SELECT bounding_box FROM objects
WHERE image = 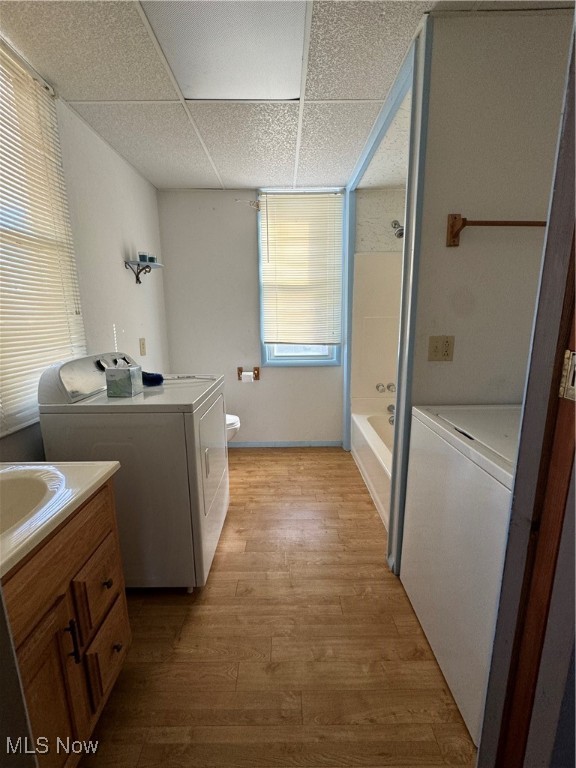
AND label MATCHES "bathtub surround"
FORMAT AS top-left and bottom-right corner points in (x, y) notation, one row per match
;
(350, 249), (402, 411)
(351, 188), (405, 416)
(350, 189), (405, 525)
(158, 190), (343, 445)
